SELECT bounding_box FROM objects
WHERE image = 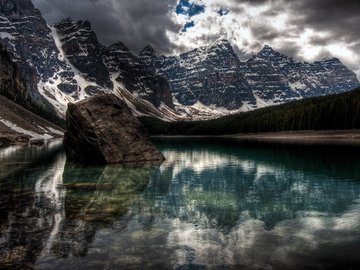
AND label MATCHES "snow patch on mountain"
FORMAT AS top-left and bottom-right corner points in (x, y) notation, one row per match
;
(289, 81), (307, 90)
(0, 1), (359, 123)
